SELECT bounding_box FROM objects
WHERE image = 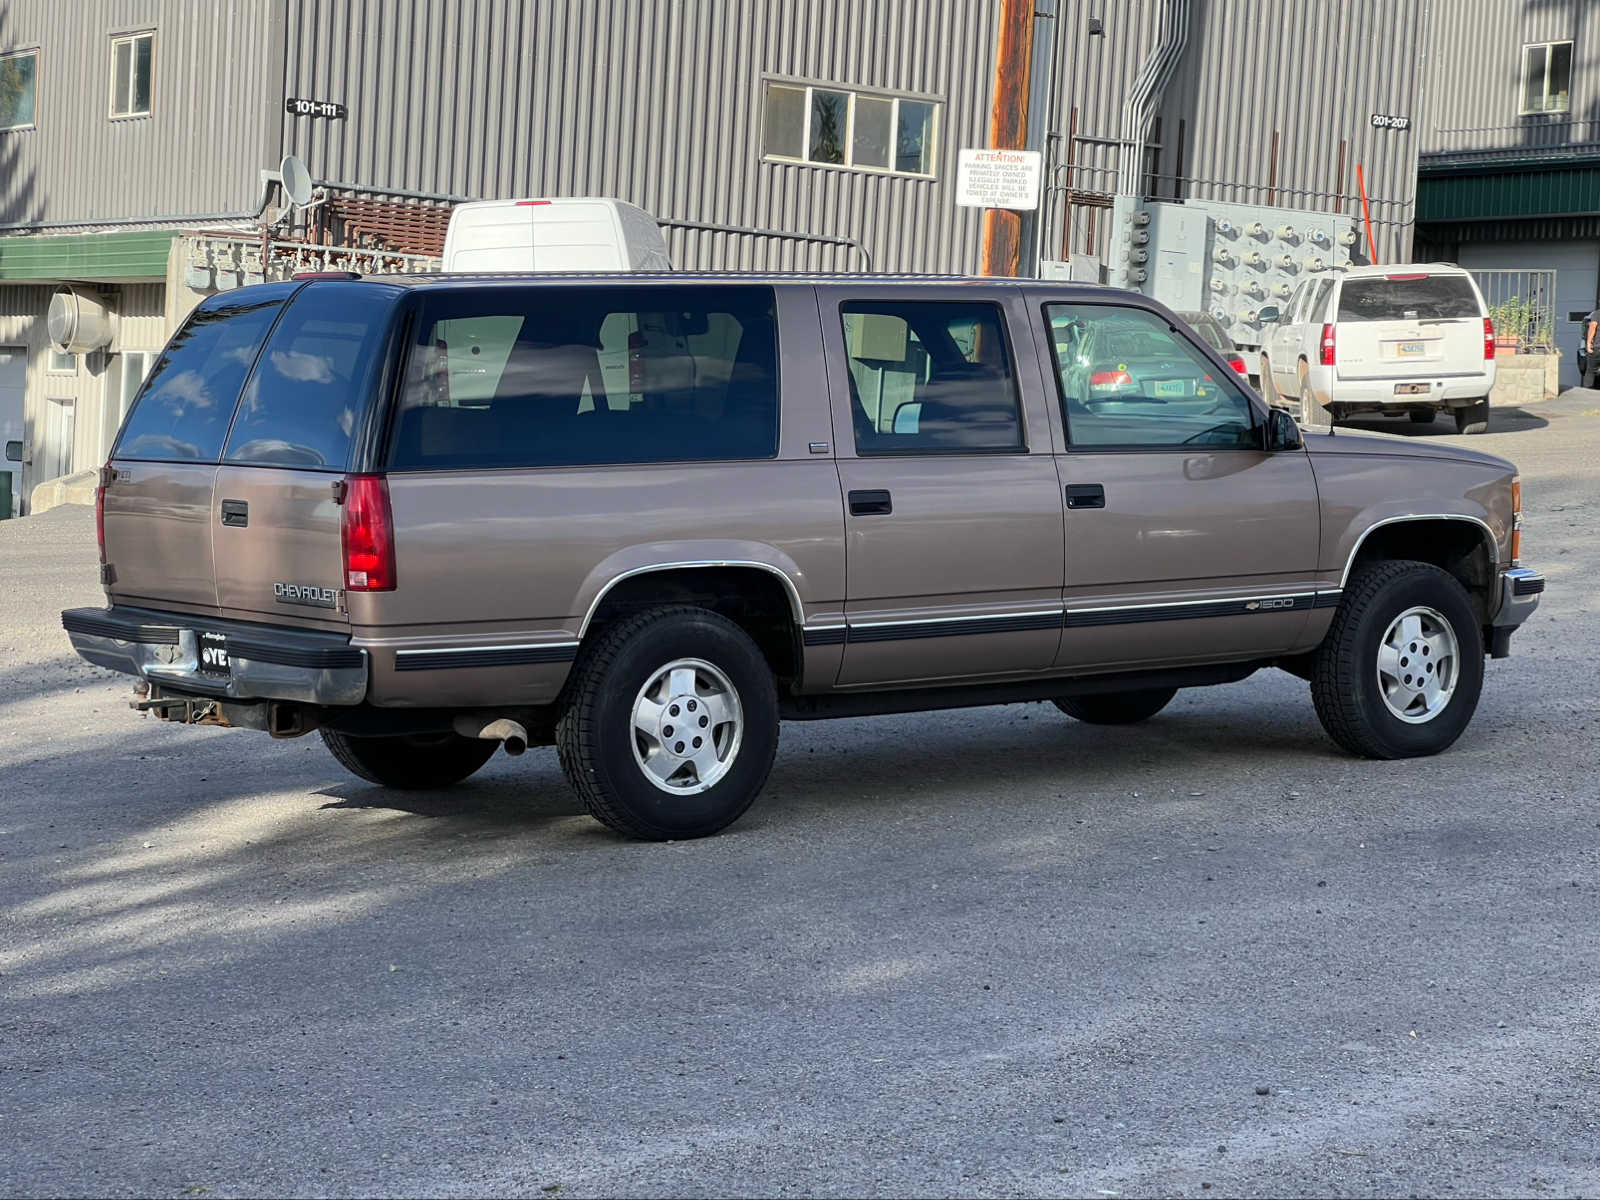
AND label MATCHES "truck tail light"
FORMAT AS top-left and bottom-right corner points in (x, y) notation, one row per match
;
(1319, 324), (1336, 367)
(1511, 477), (1522, 564)
(1484, 317), (1495, 361)
(342, 474), (396, 591)
(1226, 354), (1248, 376)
